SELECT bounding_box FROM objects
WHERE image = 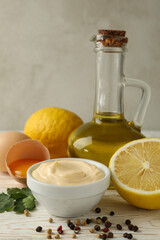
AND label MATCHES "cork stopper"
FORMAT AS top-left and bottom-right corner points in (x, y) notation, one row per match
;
(94, 29), (128, 47)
